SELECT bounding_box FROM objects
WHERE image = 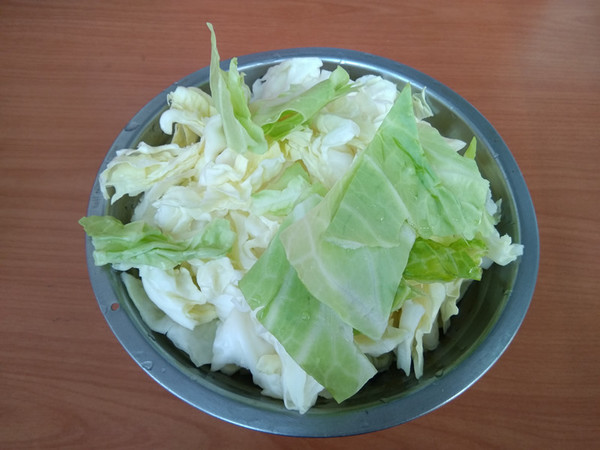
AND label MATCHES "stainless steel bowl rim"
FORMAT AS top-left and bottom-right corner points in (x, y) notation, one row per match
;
(85, 47), (539, 437)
